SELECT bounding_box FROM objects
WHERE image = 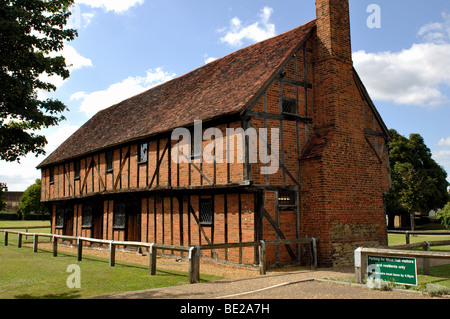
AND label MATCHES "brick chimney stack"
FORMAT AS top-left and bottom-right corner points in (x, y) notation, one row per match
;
(315, 0), (352, 63)
(313, 0), (354, 130)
